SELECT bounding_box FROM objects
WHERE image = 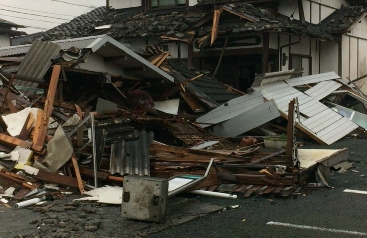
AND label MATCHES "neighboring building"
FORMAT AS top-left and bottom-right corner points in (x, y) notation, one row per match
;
(0, 18), (26, 47)
(33, 1), (367, 92)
